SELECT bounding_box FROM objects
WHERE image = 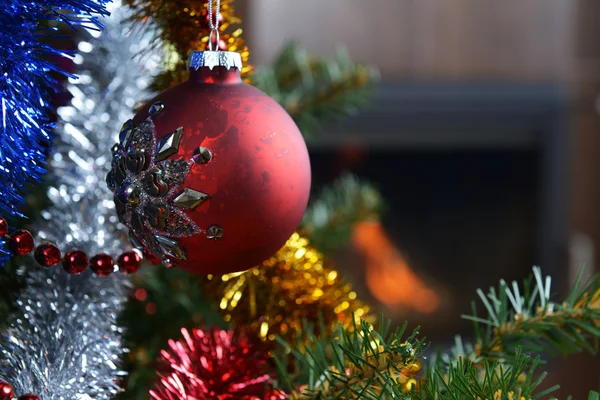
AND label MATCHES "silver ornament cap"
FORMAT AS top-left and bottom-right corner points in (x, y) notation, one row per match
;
(187, 50), (243, 71)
